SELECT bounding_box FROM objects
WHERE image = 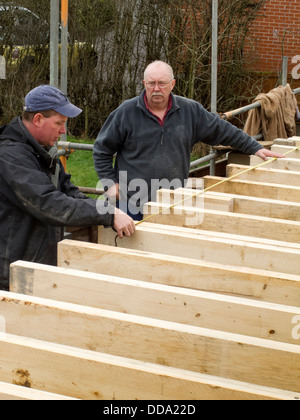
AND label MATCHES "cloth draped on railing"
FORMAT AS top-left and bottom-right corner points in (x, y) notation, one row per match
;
(244, 84), (298, 142)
